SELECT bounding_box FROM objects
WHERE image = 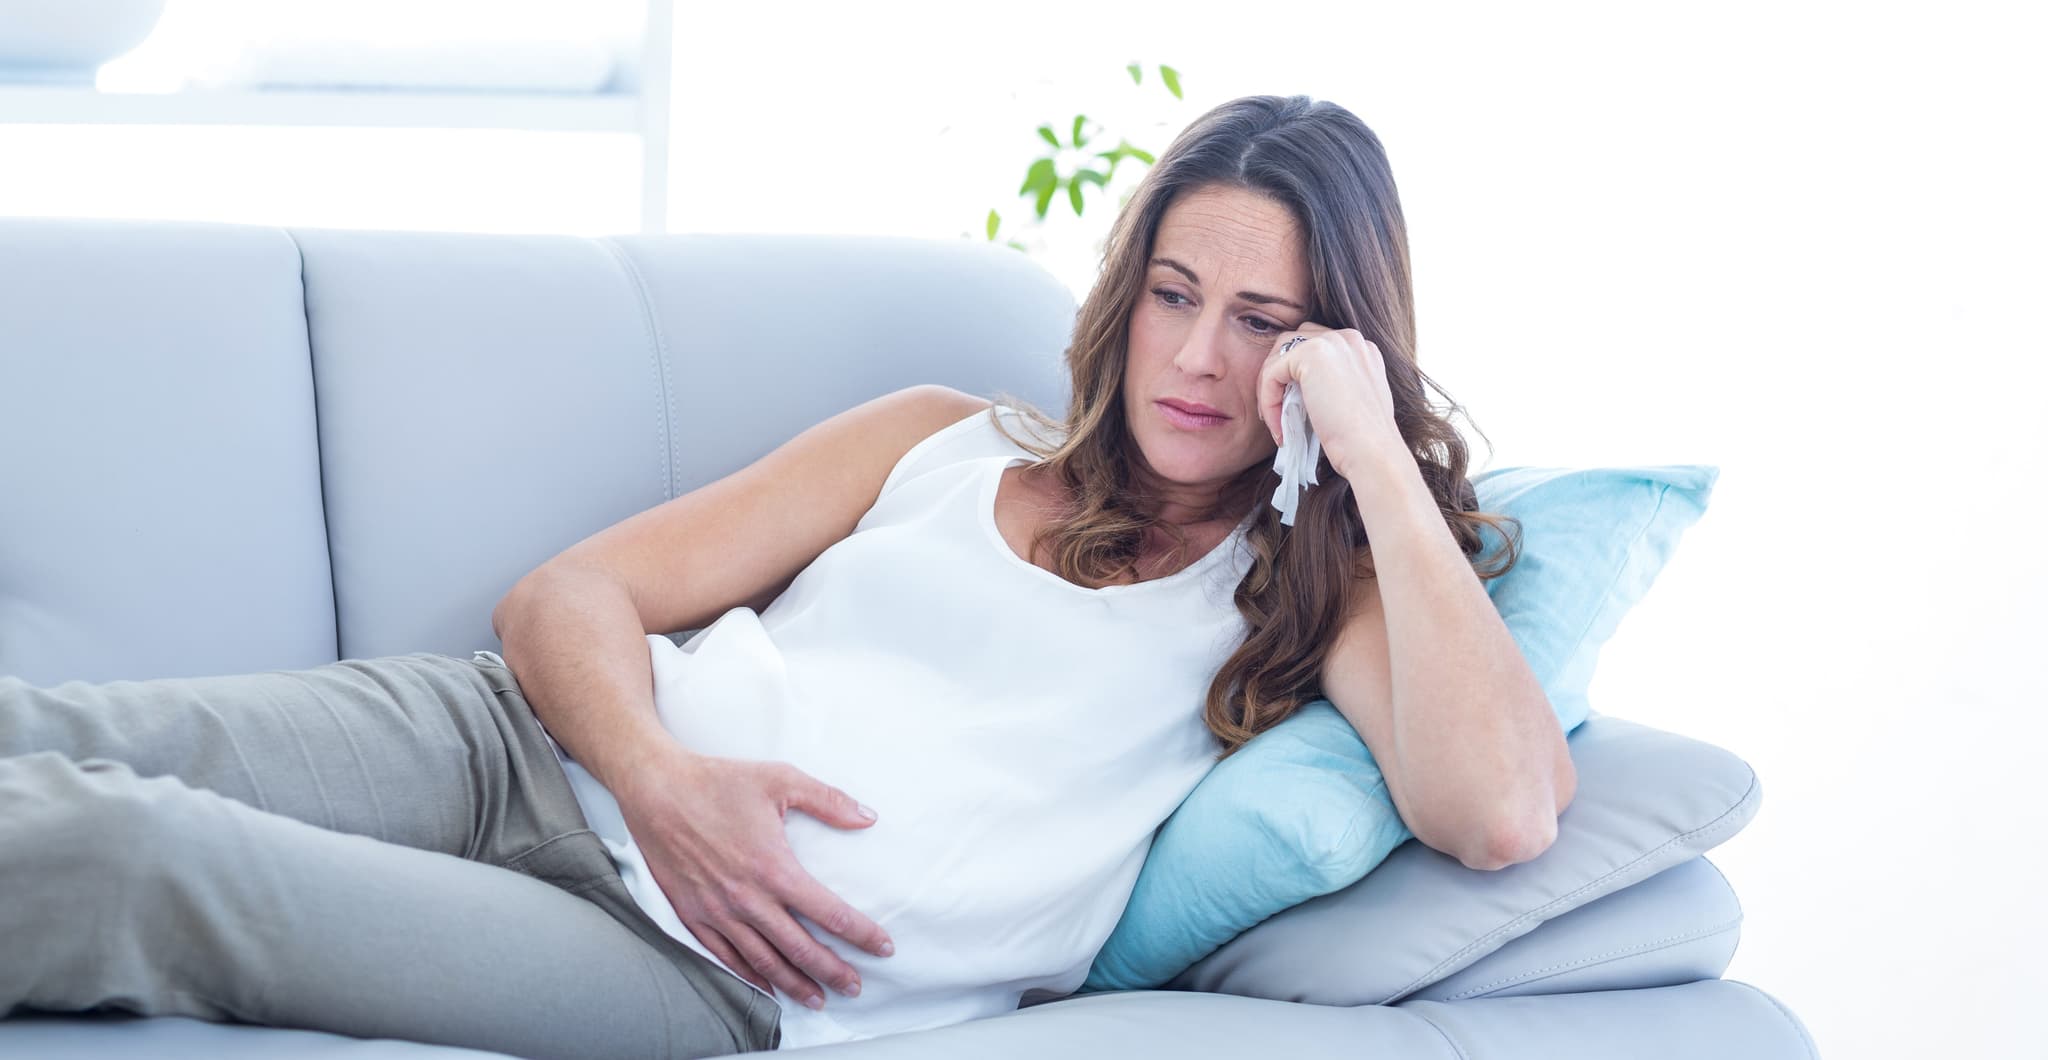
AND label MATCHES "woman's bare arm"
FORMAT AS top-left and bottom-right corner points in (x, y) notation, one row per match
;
(487, 383), (990, 1004)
